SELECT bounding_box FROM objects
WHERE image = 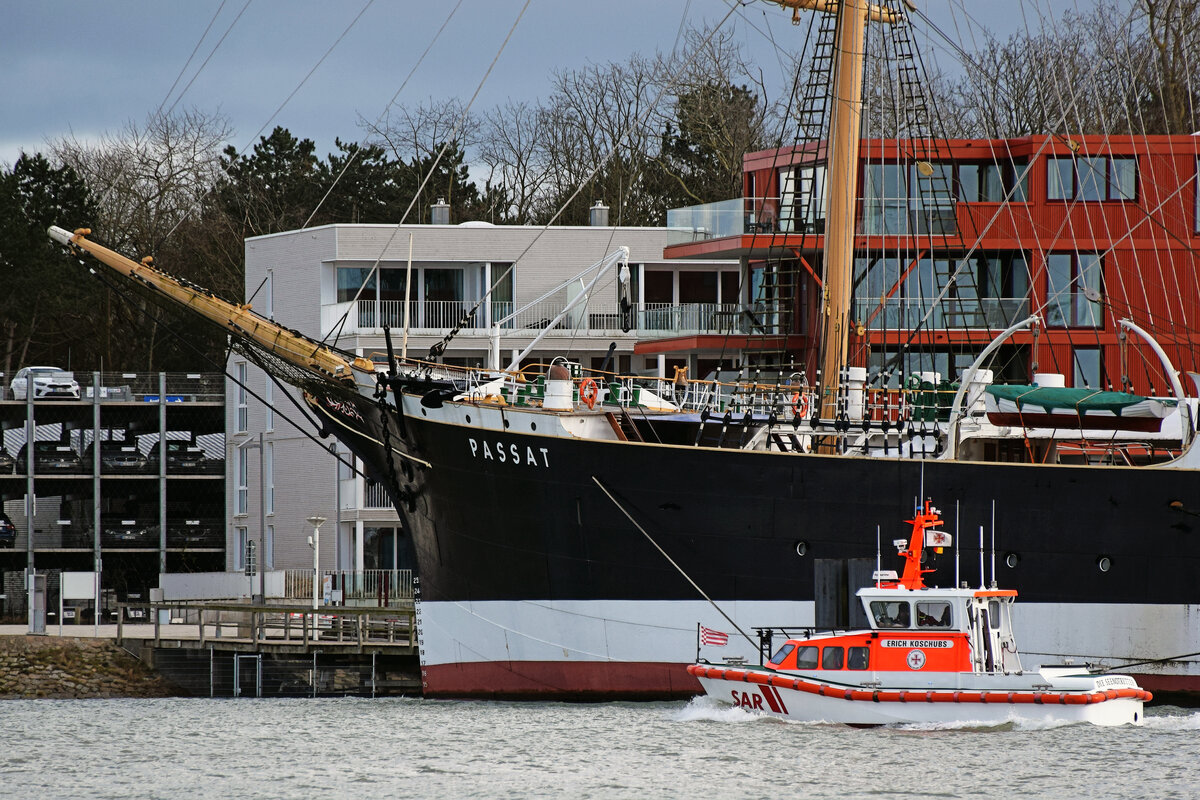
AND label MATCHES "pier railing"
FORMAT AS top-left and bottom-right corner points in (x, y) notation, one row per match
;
(120, 601), (417, 650)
